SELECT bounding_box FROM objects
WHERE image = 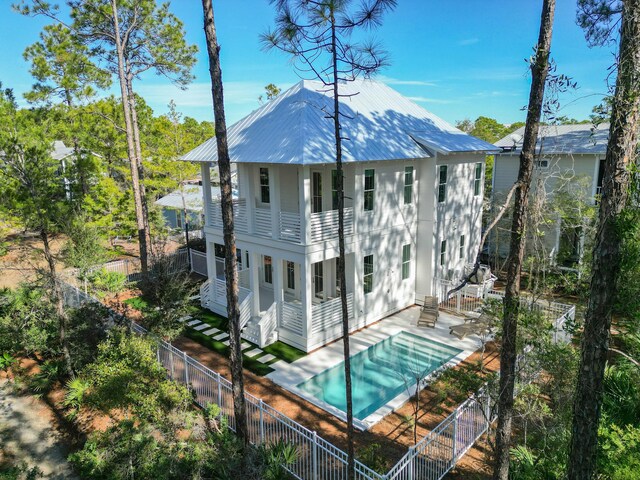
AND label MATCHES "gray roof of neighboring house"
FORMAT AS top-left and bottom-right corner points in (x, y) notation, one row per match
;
(495, 123), (610, 155)
(51, 140), (74, 160)
(155, 185), (215, 211)
(181, 79), (499, 164)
